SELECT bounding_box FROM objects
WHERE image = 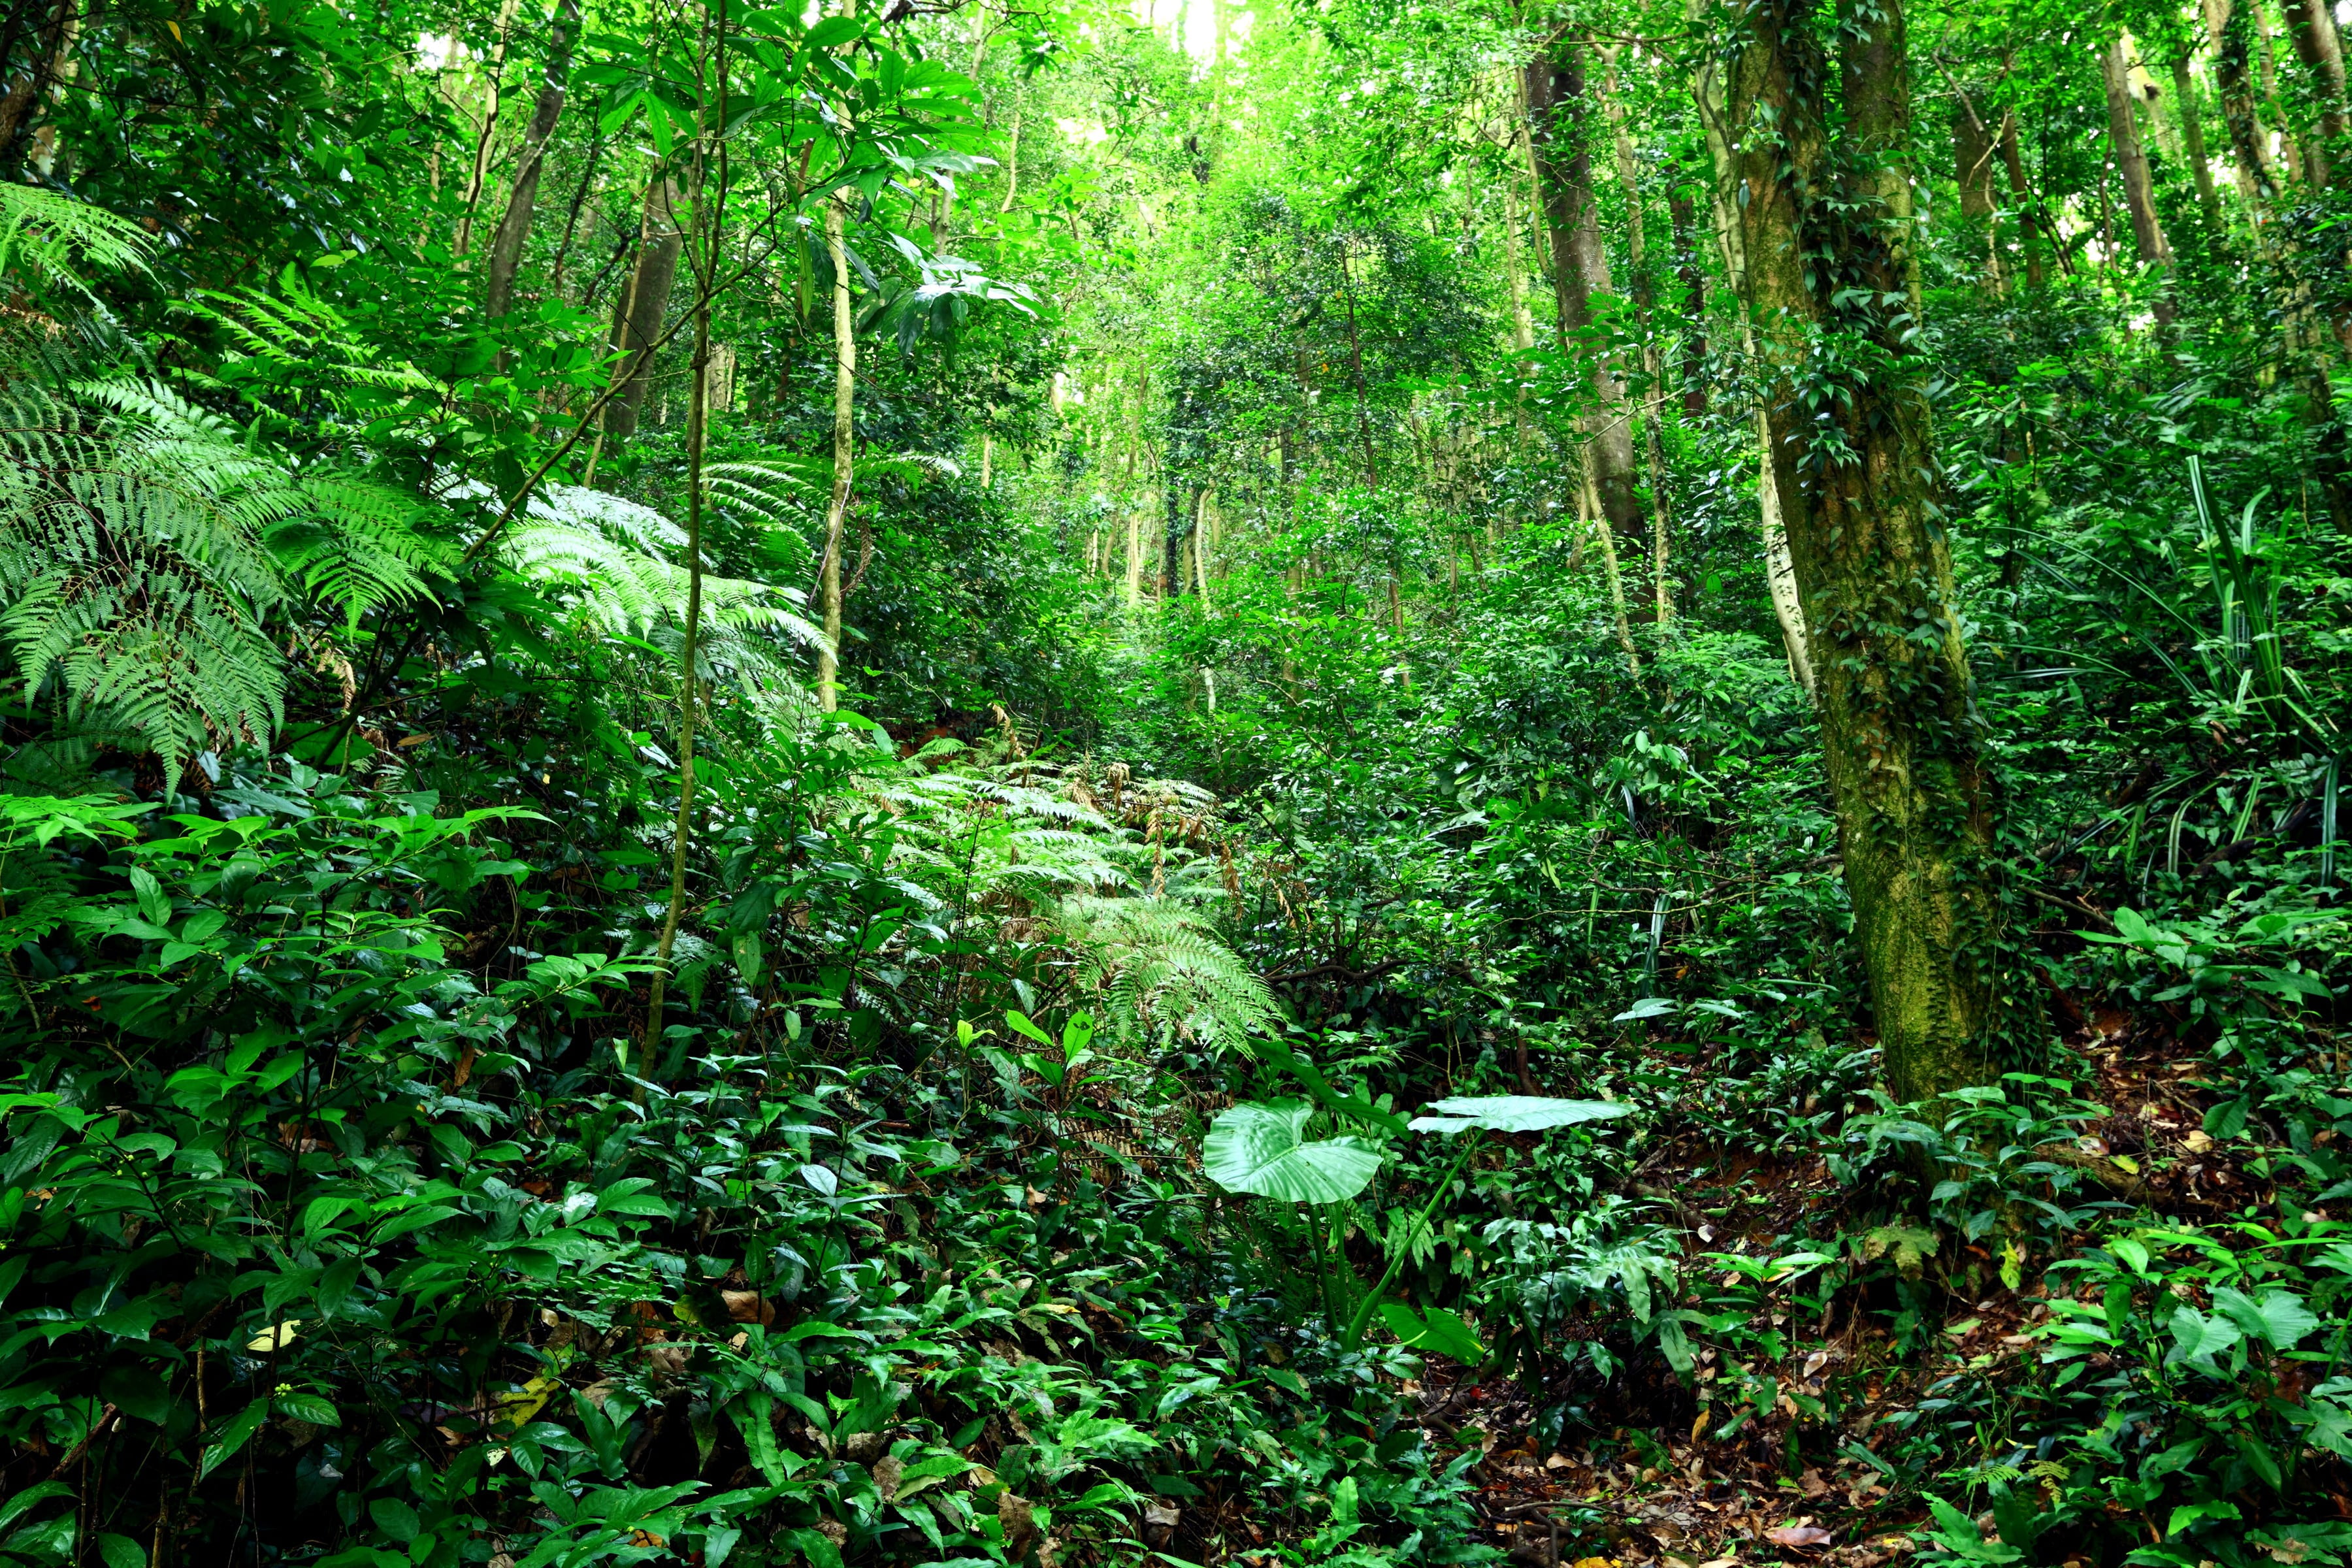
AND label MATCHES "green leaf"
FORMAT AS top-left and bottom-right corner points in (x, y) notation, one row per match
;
(128, 866), (171, 927)
(2212, 1286), (2319, 1351)
(2164, 1498), (2241, 1538)
(1407, 1095), (1632, 1135)
(276, 1392), (340, 1426)
(197, 1402), (269, 1480)
(2163, 1305), (2242, 1374)
(1201, 1100), (1382, 1204)
(805, 16), (862, 47)
(95, 1533), (146, 1568)
(1418, 1306), (1486, 1362)
(1004, 1009), (1054, 1047)
(369, 1497), (421, 1543)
